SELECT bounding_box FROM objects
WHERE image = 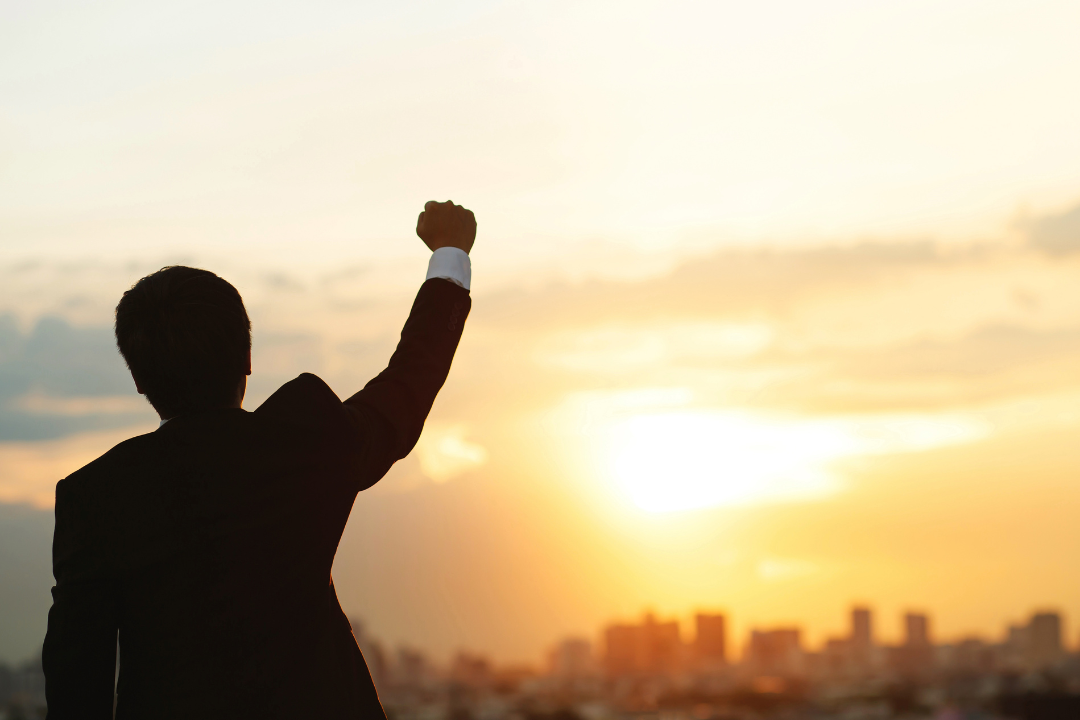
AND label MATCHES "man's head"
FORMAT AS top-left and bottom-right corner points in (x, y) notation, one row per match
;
(115, 266), (251, 419)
